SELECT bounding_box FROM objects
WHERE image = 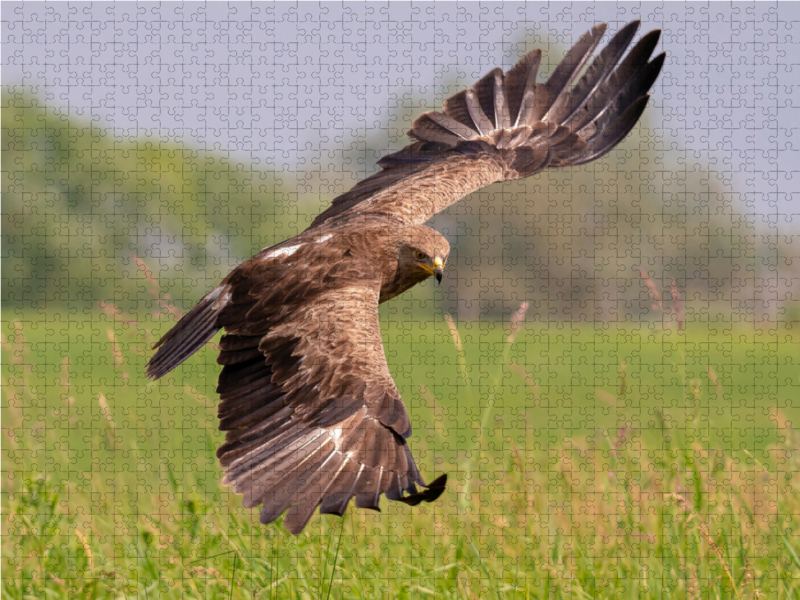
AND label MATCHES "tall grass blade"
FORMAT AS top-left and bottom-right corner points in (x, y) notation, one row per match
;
(324, 520), (345, 600)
